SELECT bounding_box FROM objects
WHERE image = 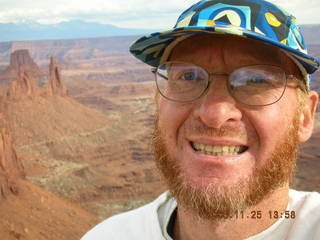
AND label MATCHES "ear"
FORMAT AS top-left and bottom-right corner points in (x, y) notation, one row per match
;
(298, 90), (318, 142)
